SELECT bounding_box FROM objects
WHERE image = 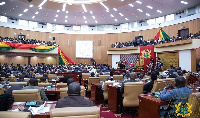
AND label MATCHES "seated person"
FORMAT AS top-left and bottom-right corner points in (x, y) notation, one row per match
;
(120, 72), (137, 95)
(67, 78), (75, 86)
(160, 76), (192, 117)
(143, 71), (157, 94)
(0, 93), (14, 111)
(40, 77), (48, 83)
(5, 85), (23, 95)
(23, 79), (48, 101)
(63, 75), (70, 83)
(55, 82), (95, 108)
